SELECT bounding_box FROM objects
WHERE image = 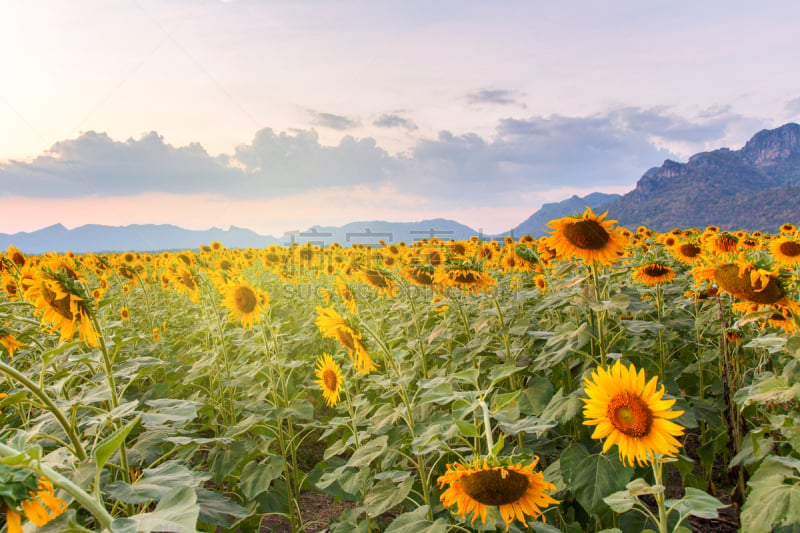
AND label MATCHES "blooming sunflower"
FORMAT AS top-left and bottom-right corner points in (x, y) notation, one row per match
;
(334, 277), (358, 315)
(354, 267), (397, 297)
(400, 265), (436, 287)
(0, 329), (24, 358)
(434, 260), (497, 293)
(315, 306), (376, 374)
(693, 259), (800, 316)
(0, 468), (66, 533)
(545, 207), (628, 265)
(669, 241), (704, 266)
(22, 269), (98, 347)
(582, 360), (685, 466)
(221, 278), (267, 329)
(770, 236), (800, 267)
(314, 353), (344, 407)
(632, 263), (676, 287)
(438, 456), (559, 530)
